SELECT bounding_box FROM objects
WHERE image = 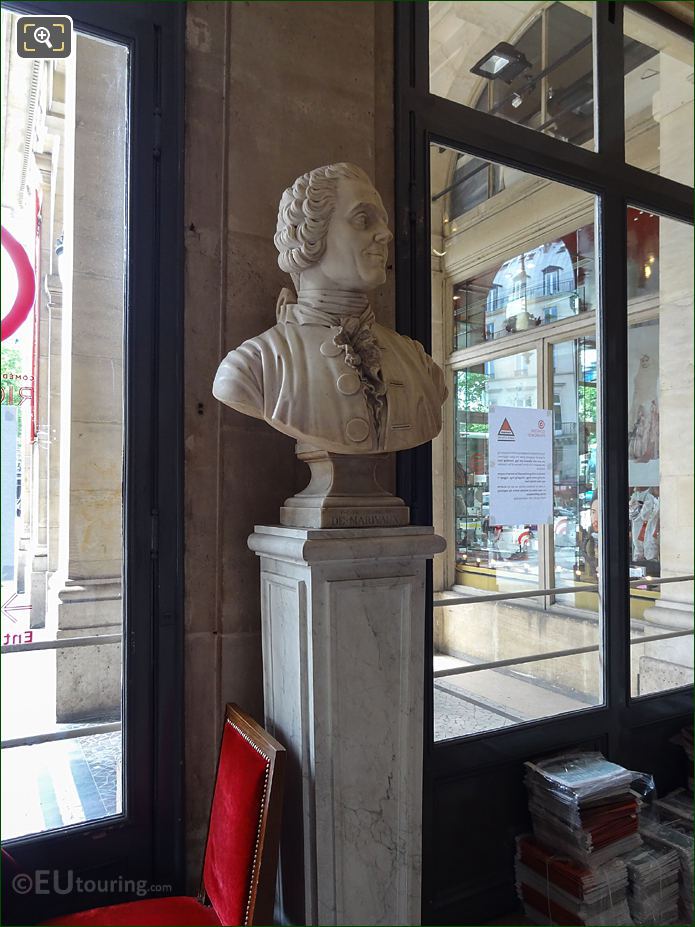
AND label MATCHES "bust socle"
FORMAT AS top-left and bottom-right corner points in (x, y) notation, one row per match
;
(213, 163), (447, 456)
